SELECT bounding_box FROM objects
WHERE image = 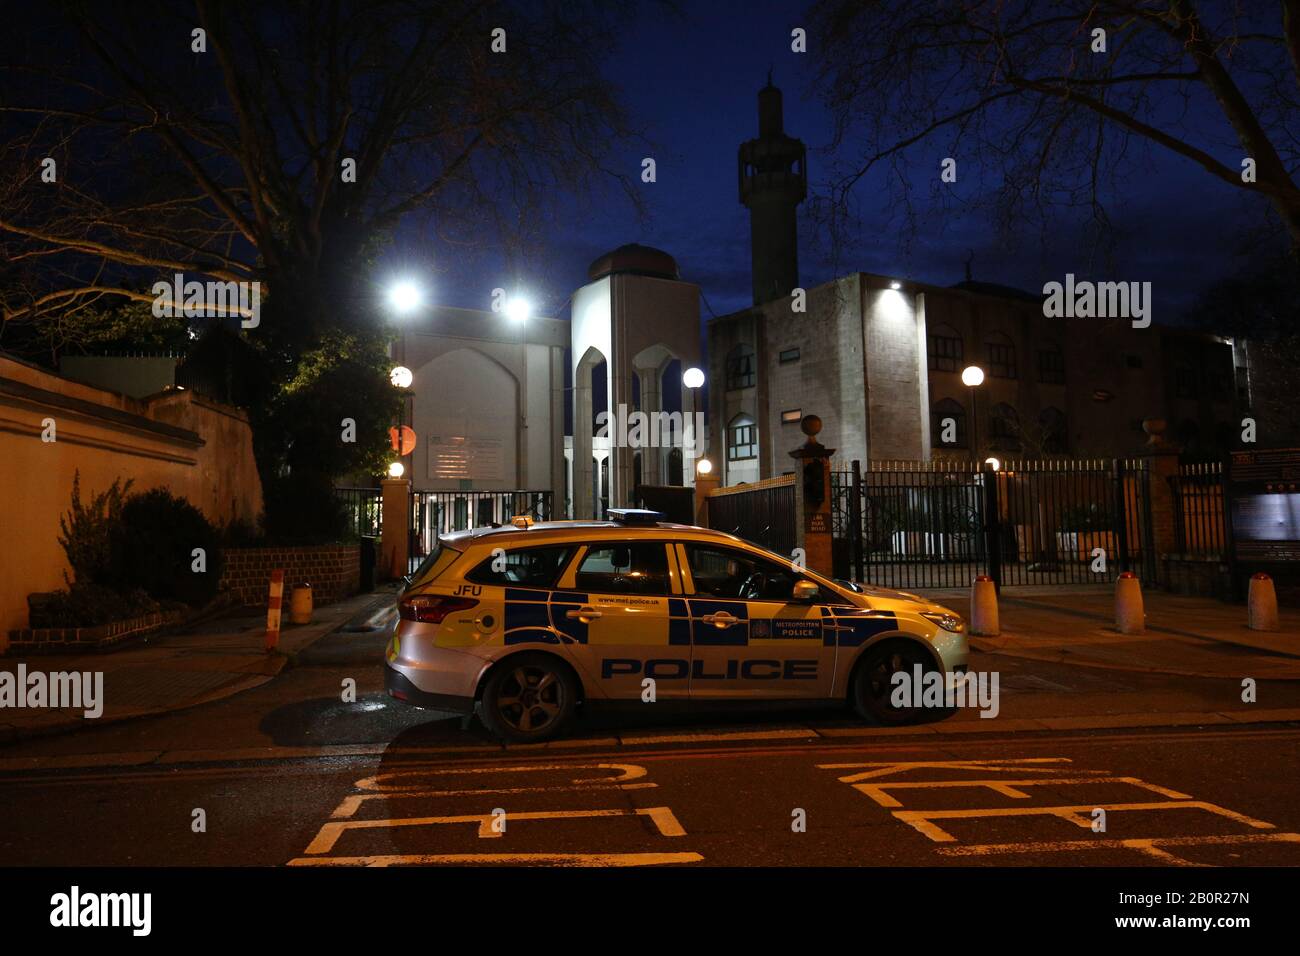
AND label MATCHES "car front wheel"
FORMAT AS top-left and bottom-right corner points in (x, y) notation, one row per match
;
(852, 642), (938, 725)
